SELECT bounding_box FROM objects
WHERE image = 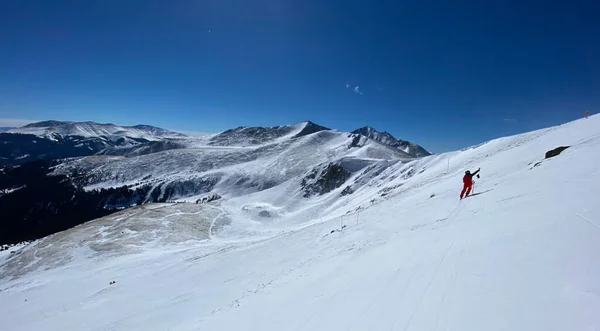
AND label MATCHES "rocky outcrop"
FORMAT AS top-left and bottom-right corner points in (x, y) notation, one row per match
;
(352, 126), (431, 157)
(341, 186), (354, 196)
(545, 146), (570, 159)
(301, 163), (352, 198)
(196, 193), (222, 204)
